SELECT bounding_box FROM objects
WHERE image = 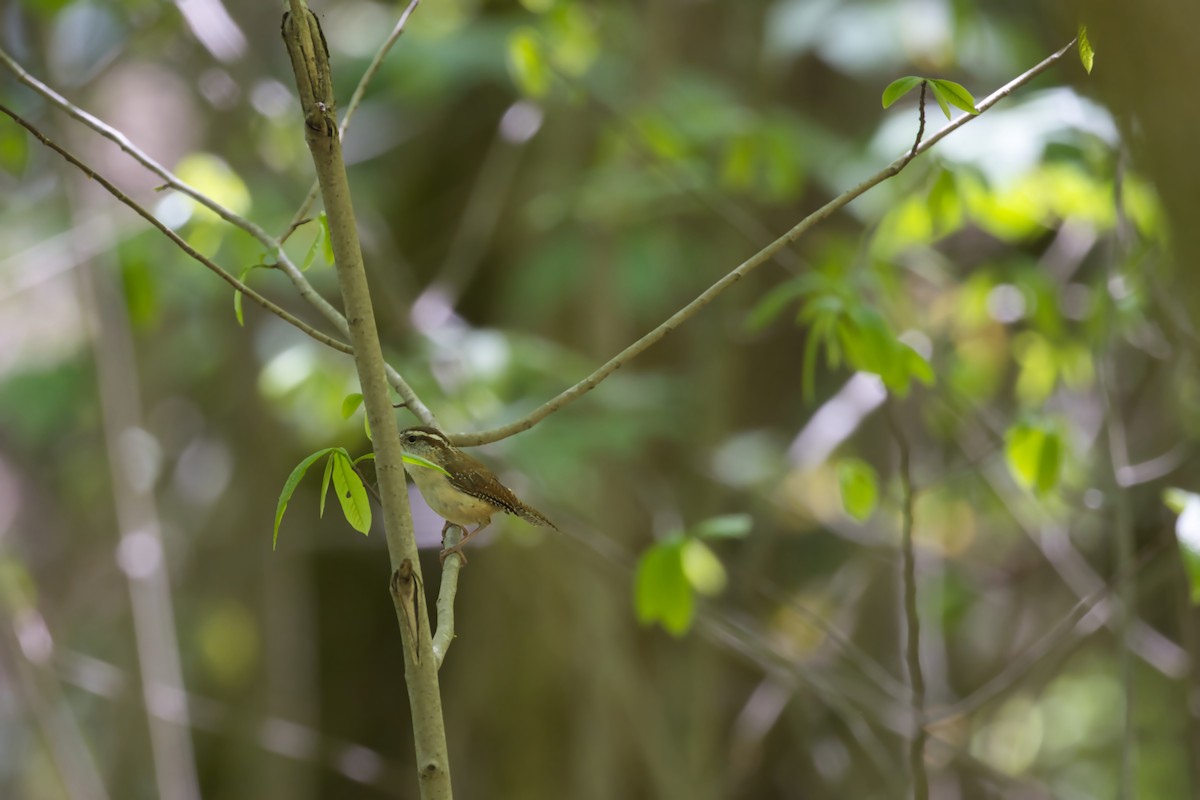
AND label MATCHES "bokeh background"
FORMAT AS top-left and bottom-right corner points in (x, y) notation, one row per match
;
(2, 0), (1199, 798)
